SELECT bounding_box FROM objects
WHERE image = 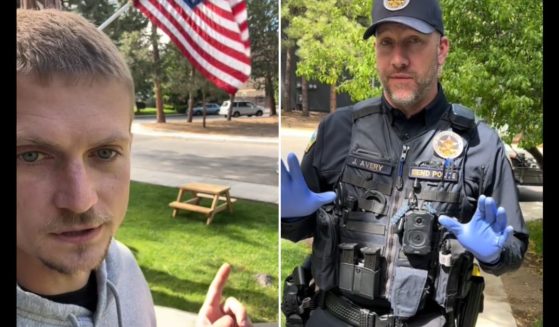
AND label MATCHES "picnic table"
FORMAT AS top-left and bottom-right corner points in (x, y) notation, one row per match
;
(169, 182), (237, 225)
